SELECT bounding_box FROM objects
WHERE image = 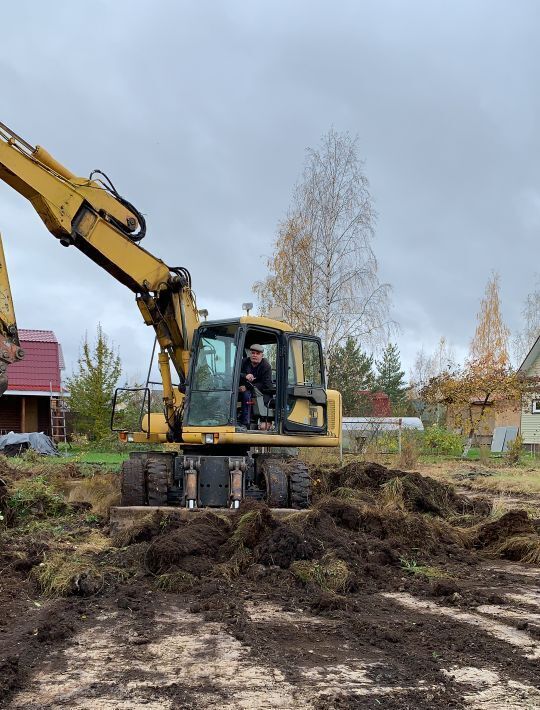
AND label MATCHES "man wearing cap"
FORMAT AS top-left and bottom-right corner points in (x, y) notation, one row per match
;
(238, 344), (273, 427)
